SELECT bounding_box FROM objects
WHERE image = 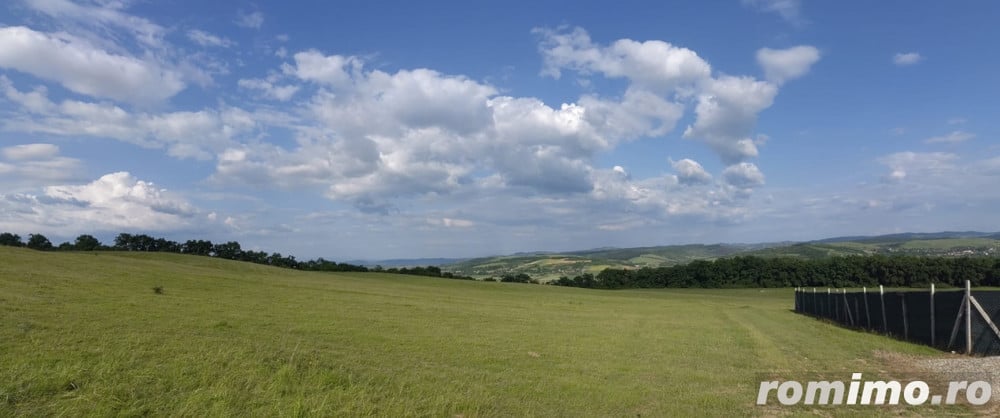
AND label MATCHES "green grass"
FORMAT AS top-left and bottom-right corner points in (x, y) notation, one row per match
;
(0, 247), (966, 416)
